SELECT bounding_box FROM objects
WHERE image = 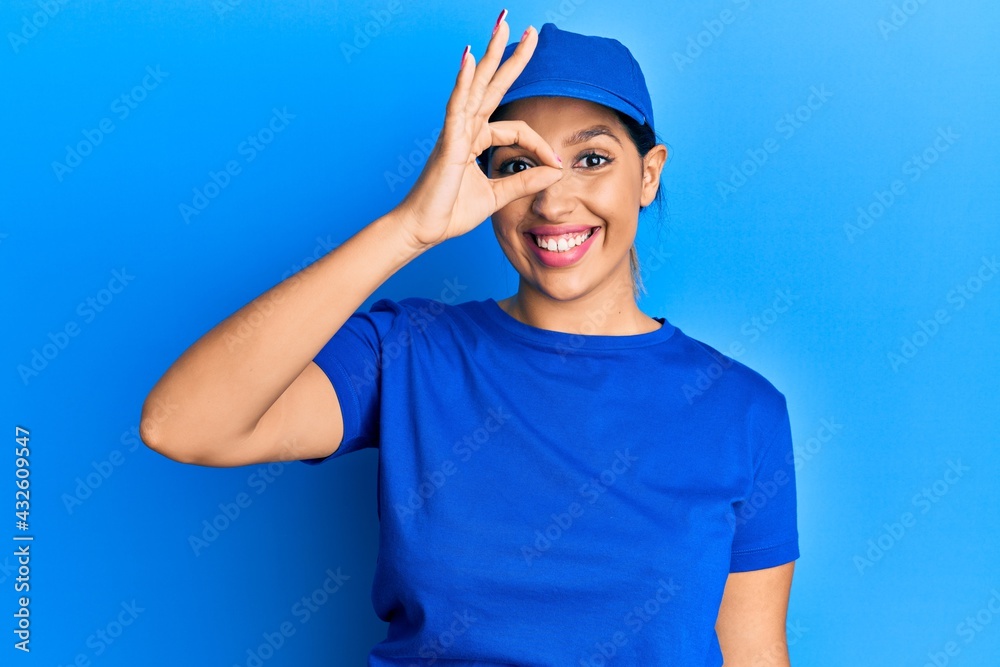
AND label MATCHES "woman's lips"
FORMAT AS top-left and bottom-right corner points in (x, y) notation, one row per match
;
(527, 224), (594, 236)
(524, 227), (601, 268)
